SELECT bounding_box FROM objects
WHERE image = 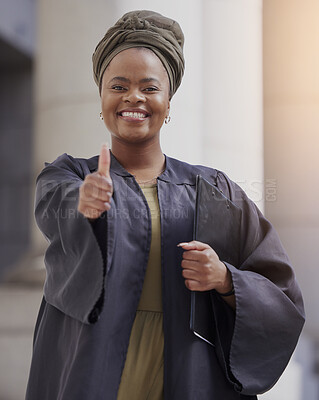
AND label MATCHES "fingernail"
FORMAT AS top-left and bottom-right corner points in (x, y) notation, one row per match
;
(177, 242), (189, 247)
